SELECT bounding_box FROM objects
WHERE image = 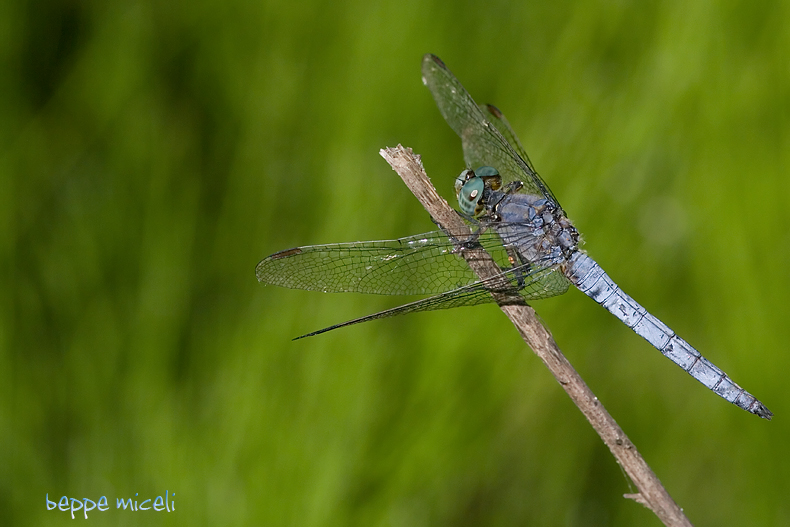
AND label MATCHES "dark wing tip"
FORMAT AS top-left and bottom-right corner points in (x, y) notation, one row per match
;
(256, 247), (303, 282)
(421, 54), (448, 84)
(422, 53), (443, 66)
(270, 247), (303, 259)
(485, 104), (503, 118)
